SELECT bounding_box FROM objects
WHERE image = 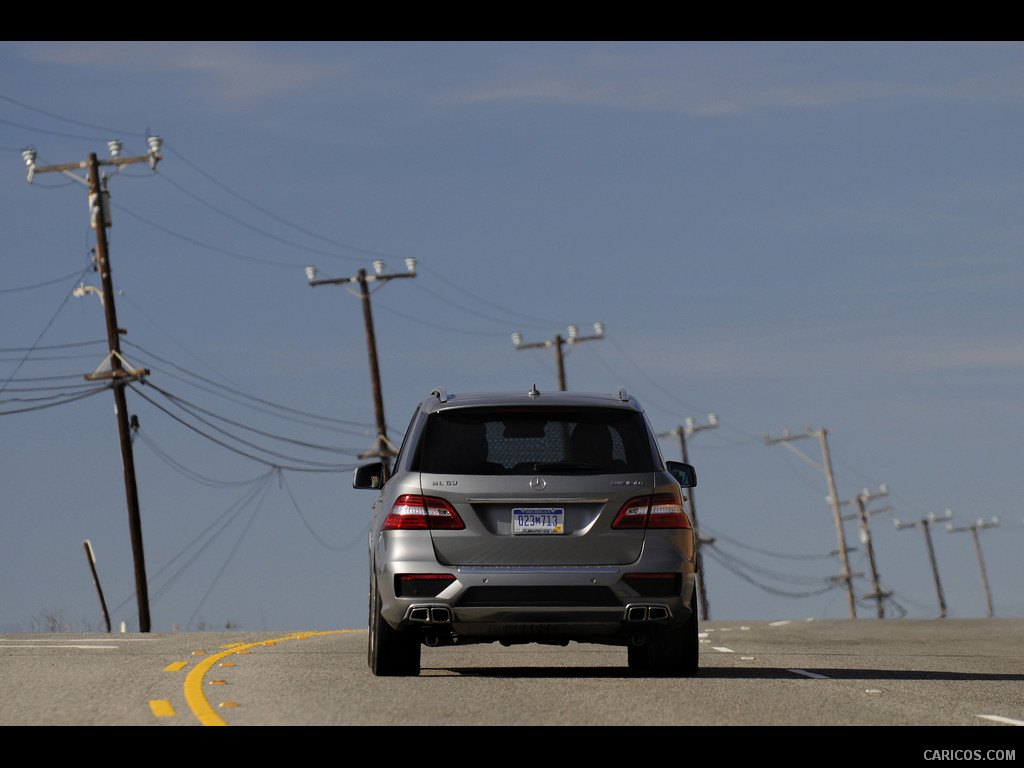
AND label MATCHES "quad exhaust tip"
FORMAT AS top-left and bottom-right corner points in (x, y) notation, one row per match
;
(408, 605), (453, 624)
(626, 605), (670, 622)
